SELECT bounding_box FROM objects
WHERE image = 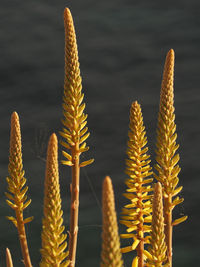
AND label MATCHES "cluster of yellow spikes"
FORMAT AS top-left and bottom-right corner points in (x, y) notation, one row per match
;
(120, 48), (187, 267)
(3, 7), (187, 267)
